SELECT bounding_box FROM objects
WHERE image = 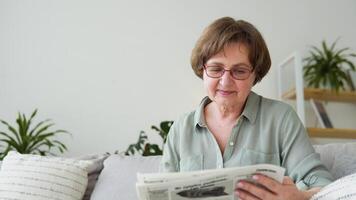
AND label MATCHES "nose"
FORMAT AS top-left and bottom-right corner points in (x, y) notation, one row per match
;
(219, 70), (234, 86)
